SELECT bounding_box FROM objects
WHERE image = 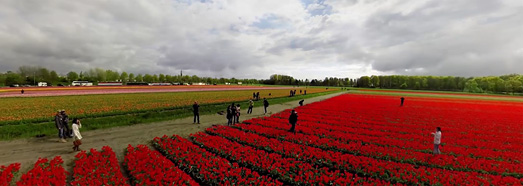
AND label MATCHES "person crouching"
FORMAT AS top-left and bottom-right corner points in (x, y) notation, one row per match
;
(72, 118), (83, 151)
